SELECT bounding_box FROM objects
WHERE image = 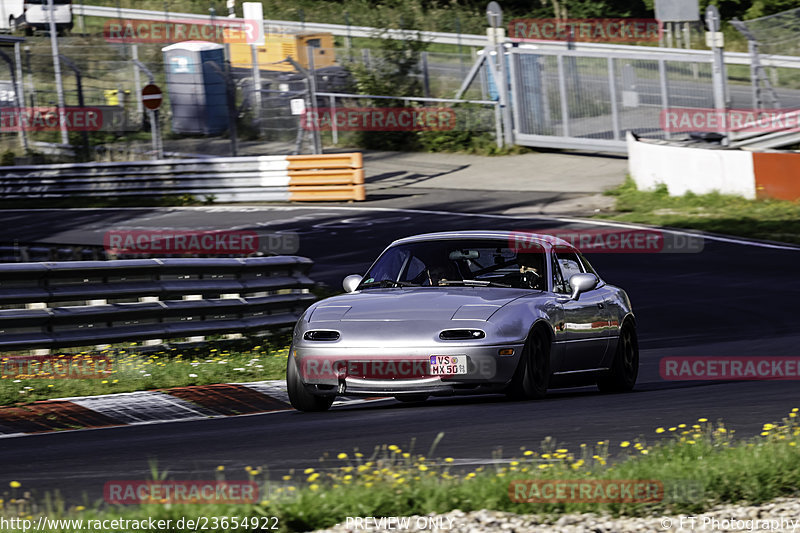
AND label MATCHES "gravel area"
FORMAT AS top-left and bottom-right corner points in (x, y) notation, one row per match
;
(314, 497), (800, 532)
